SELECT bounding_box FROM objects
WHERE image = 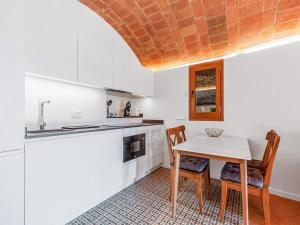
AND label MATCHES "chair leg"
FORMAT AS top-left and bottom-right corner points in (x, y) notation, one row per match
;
(220, 180), (228, 221)
(262, 187), (271, 225)
(169, 168), (174, 202)
(205, 168), (210, 199)
(207, 161), (211, 185)
(178, 176), (183, 192)
(196, 175), (203, 214)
